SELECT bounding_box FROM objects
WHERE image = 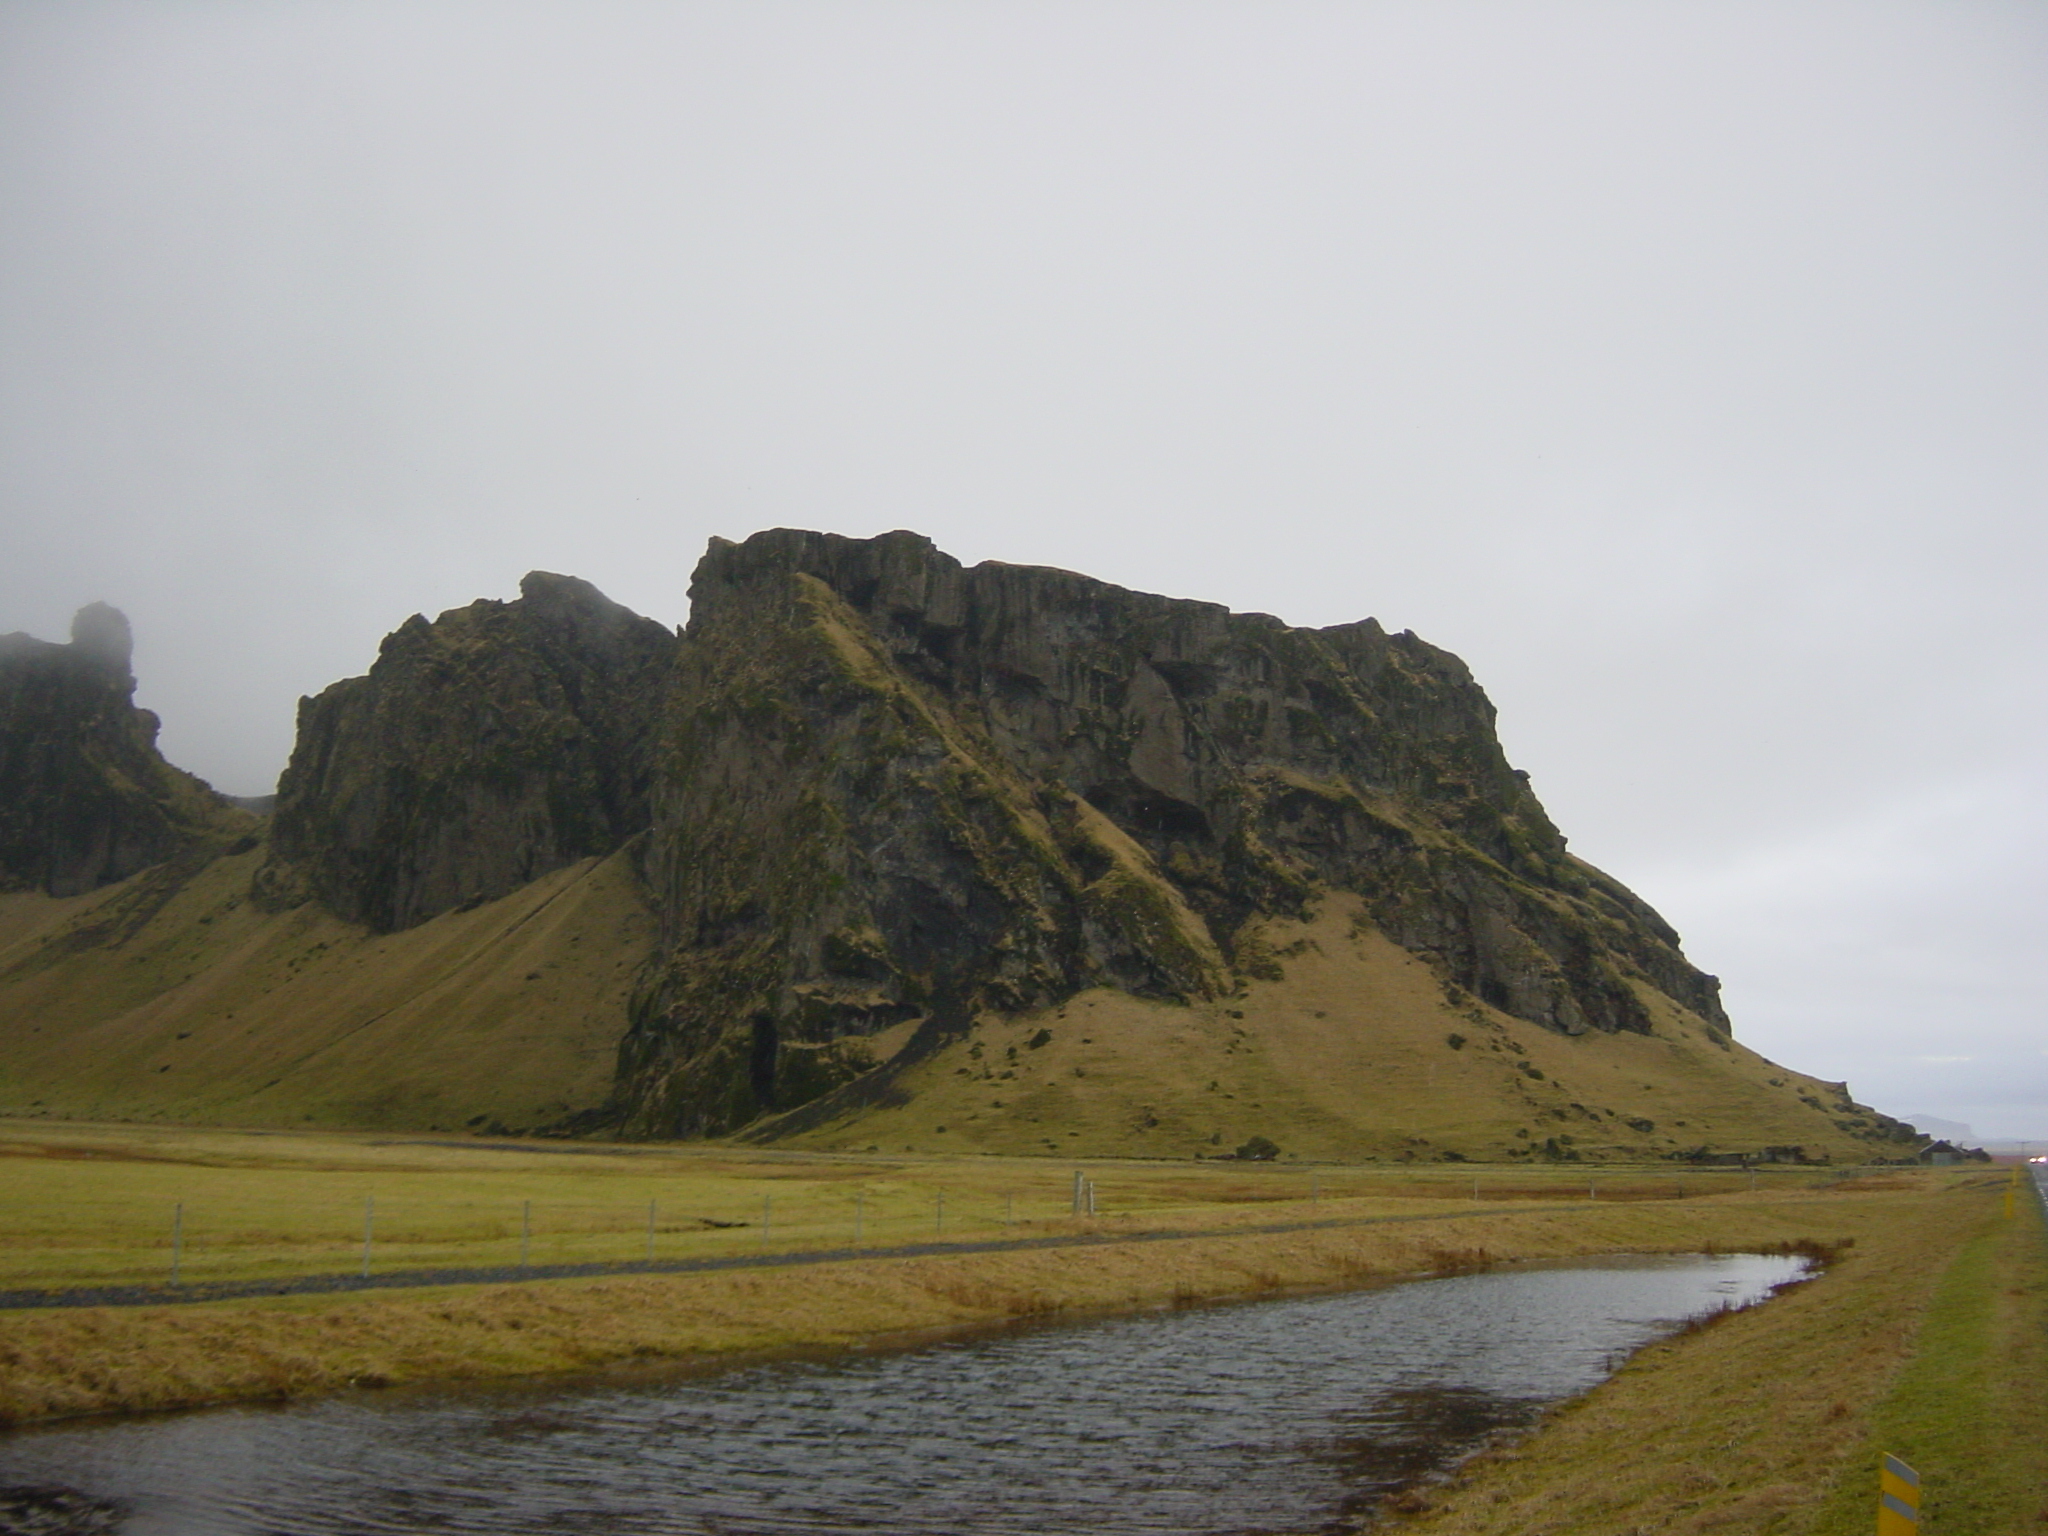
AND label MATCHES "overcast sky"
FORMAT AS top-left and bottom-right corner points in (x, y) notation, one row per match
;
(3, 1), (2043, 1139)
